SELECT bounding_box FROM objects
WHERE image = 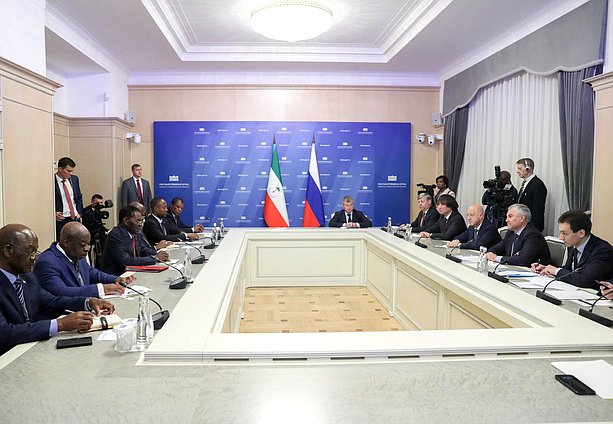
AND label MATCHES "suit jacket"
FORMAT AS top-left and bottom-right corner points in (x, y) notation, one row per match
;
(0, 271), (85, 355)
(410, 206), (439, 233)
(328, 209), (372, 228)
(454, 219), (502, 250)
(489, 223), (551, 266)
(120, 177), (153, 213)
(33, 243), (117, 298)
(100, 226), (157, 275)
(54, 174), (83, 215)
(143, 215), (188, 244)
(165, 212), (193, 232)
(517, 176), (547, 232)
(425, 211), (467, 241)
(556, 235), (613, 289)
